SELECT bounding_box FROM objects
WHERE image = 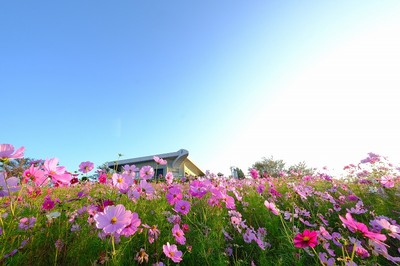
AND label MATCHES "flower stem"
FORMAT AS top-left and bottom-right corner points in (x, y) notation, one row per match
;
(111, 234), (116, 258)
(311, 247), (325, 266)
